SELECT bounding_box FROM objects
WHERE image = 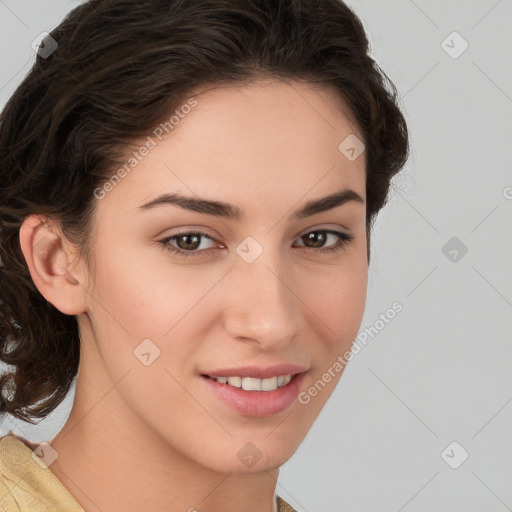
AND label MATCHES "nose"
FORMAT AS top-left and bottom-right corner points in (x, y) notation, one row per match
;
(221, 247), (302, 351)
